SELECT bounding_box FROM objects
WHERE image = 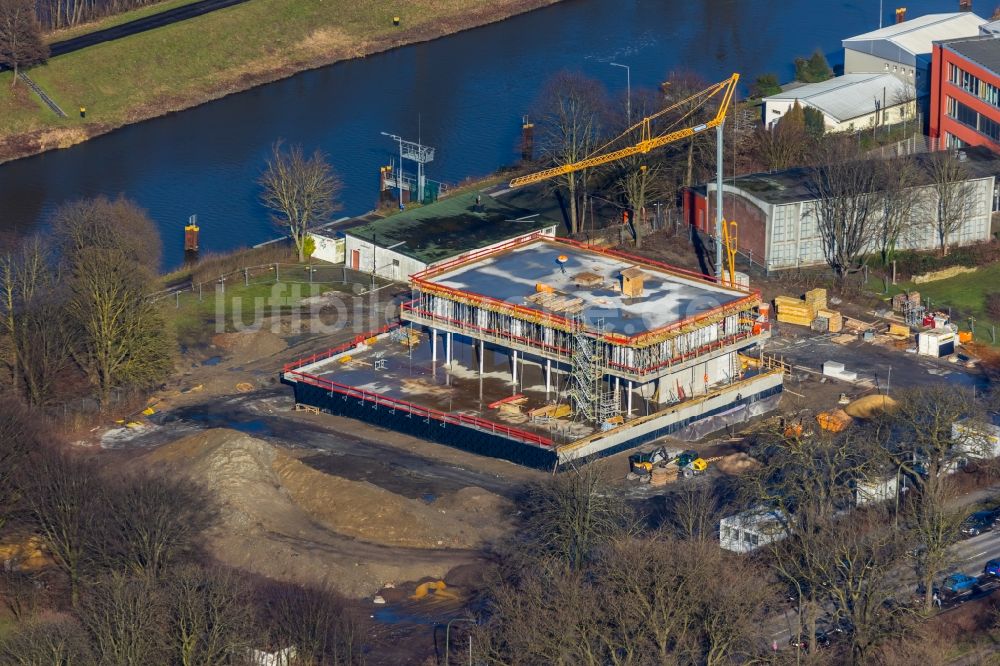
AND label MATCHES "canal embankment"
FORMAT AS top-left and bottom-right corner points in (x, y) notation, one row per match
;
(0, 0), (564, 164)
